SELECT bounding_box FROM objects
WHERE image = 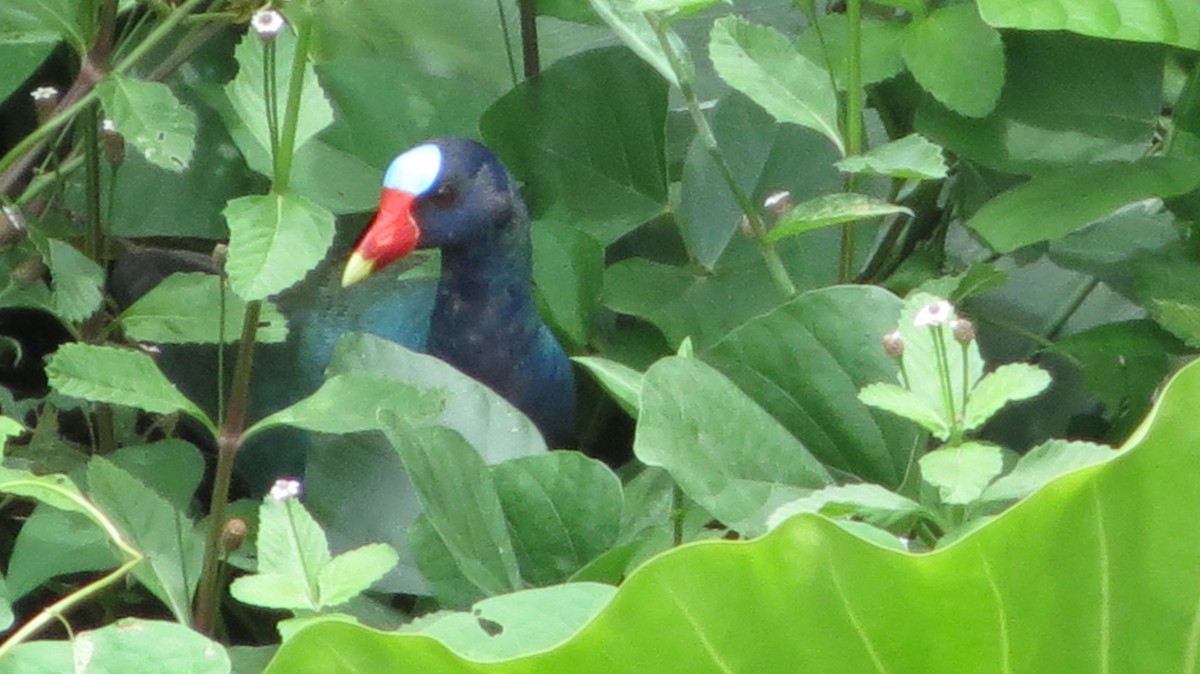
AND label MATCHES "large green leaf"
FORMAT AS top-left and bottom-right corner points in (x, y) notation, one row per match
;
(635, 356), (831, 534)
(966, 157), (1200, 252)
(223, 192), (335, 301)
(704, 286), (919, 486)
(0, 0), (83, 50)
(902, 4), (1005, 118)
(268, 354), (1200, 672)
(0, 43), (53, 102)
(709, 15), (843, 154)
(118, 273), (288, 345)
(97, 74), (198, 173)
(3, 619), (229, 673)
(480, 47), (669, 245)
(978, 0), (1200, 50)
